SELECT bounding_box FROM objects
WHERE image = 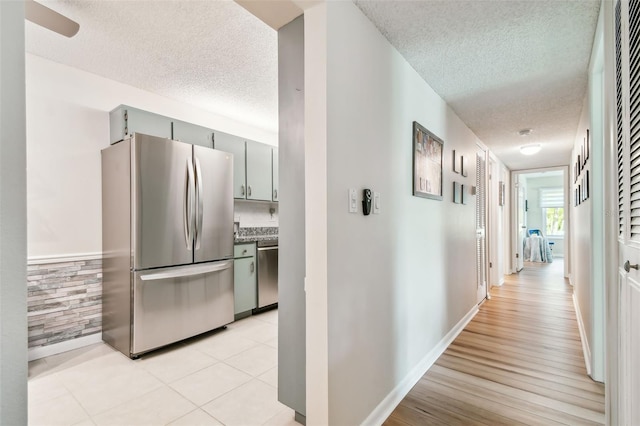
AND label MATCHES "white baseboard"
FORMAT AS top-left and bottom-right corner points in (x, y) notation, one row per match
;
(29, 333), (103, 361)
(361, 305), (479, 426)
(572, 293), (591, 376)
